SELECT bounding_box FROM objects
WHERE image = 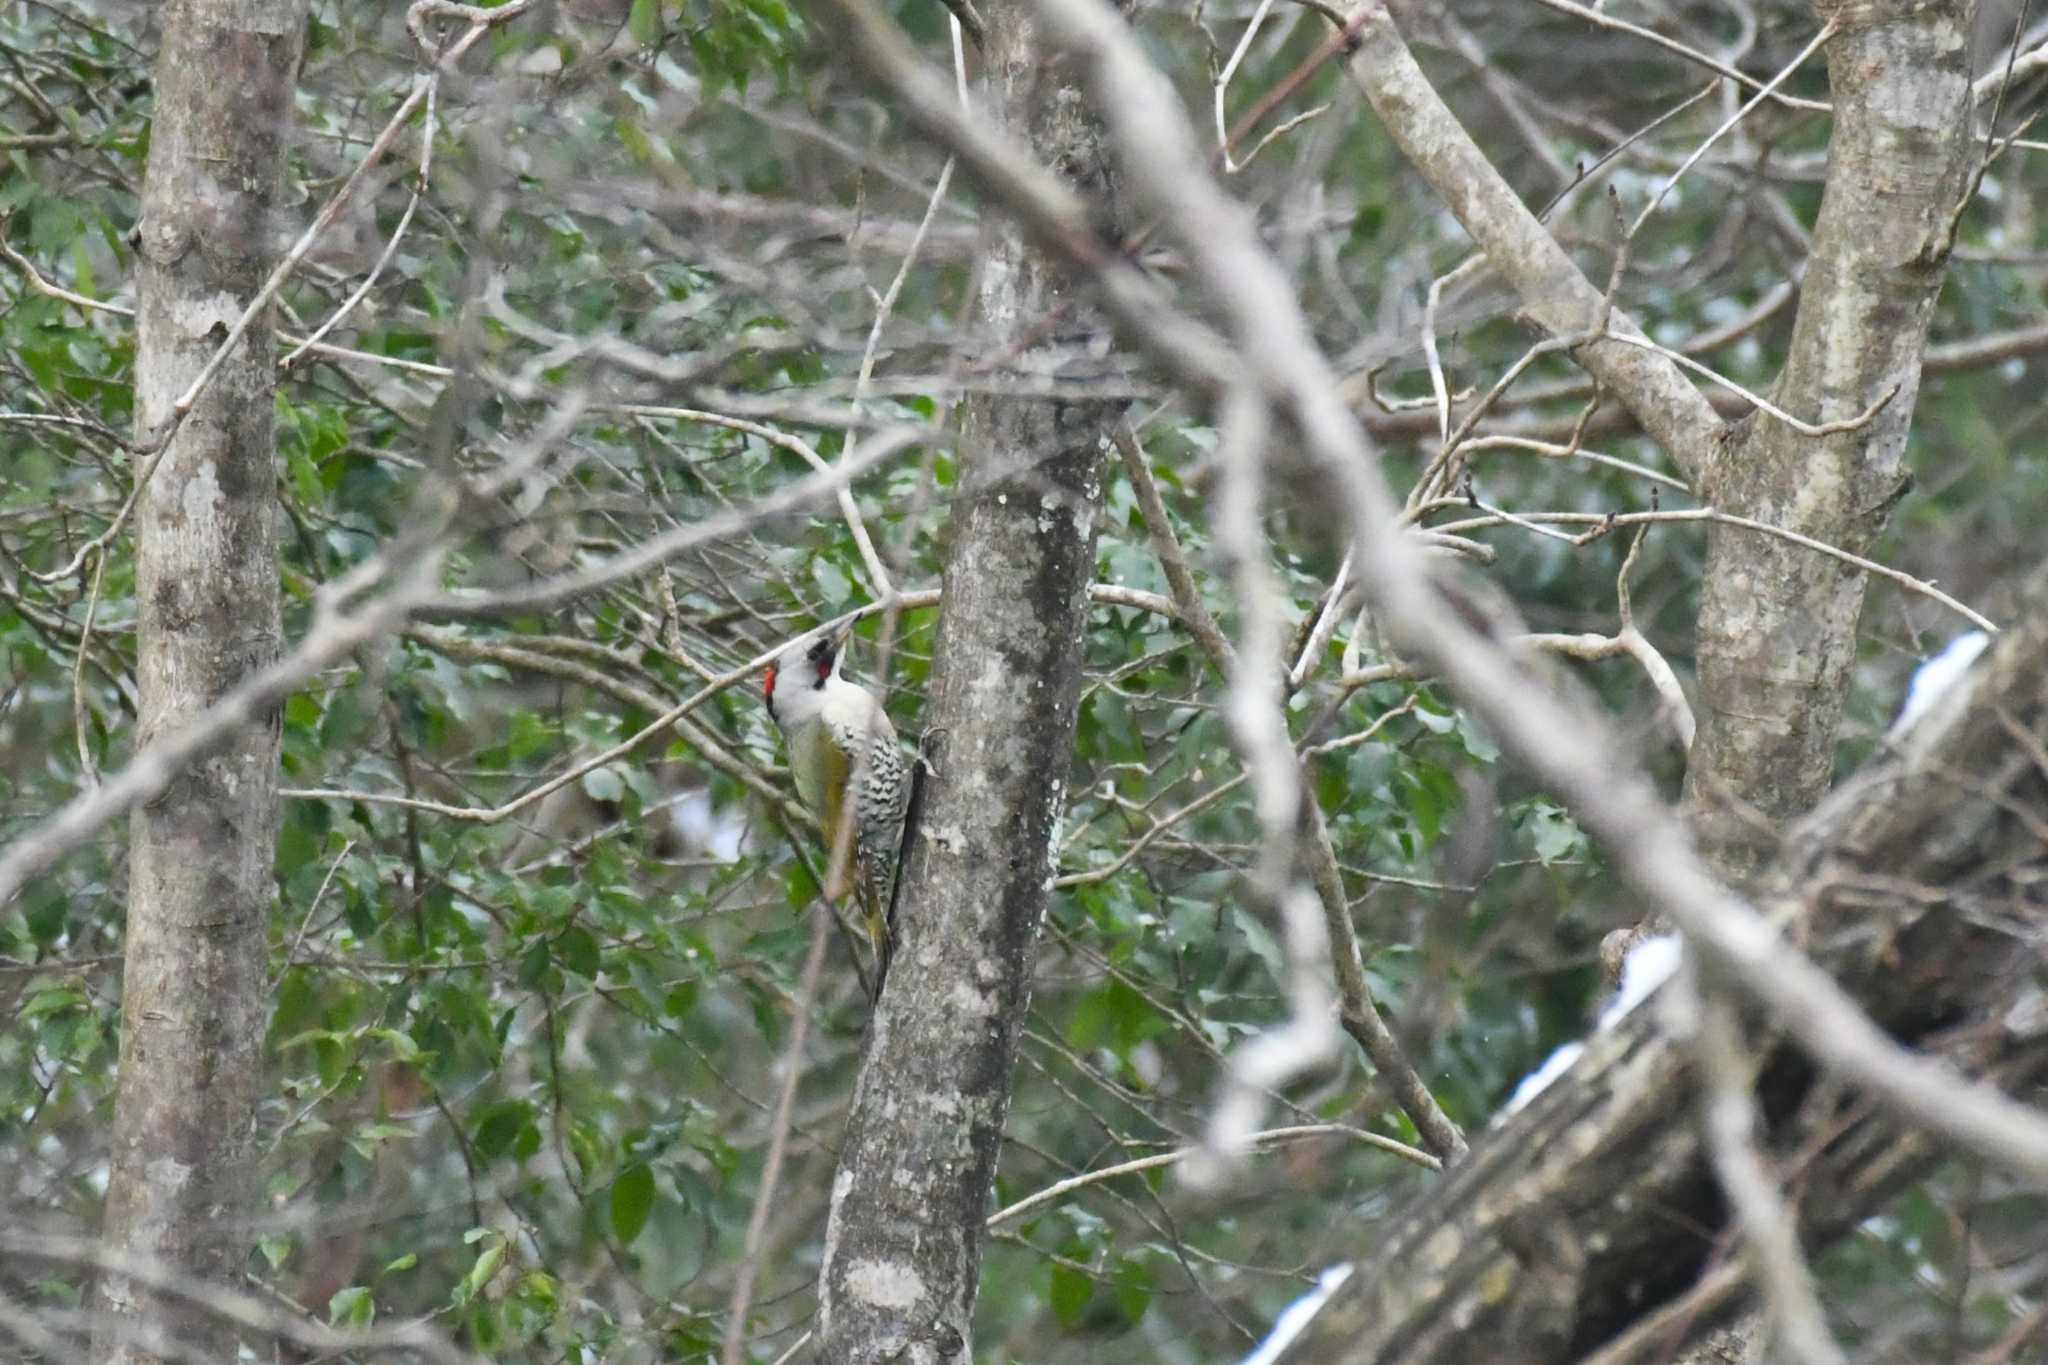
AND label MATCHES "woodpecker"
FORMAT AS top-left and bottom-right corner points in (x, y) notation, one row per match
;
(764, 627), (914, 985)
